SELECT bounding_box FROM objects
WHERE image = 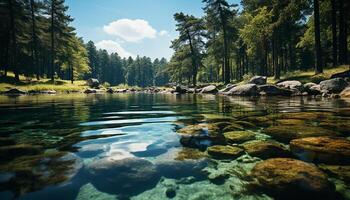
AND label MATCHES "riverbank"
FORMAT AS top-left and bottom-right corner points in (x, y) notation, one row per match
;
(1, 66), (349, 98)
